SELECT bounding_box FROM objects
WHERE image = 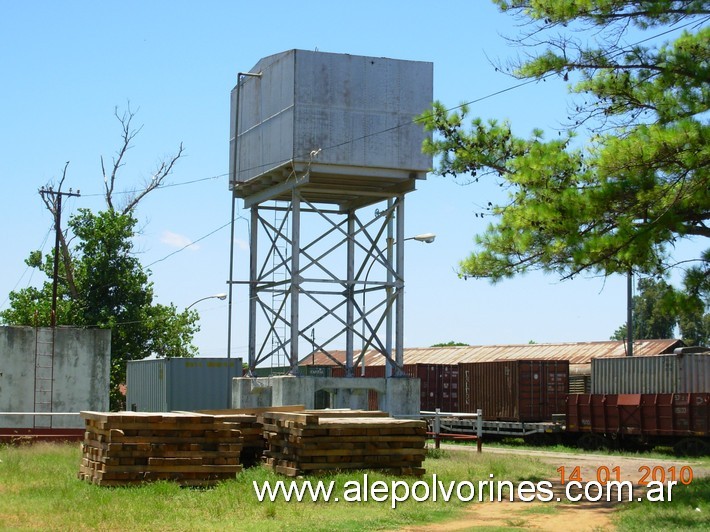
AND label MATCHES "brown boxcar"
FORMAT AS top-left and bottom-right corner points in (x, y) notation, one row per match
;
(458, 360), (569, 421)
(566, 393), (710, 436)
